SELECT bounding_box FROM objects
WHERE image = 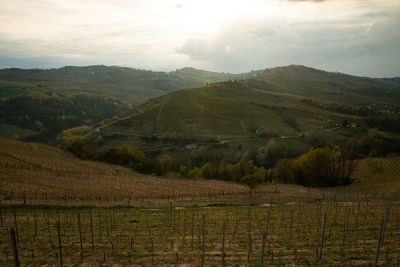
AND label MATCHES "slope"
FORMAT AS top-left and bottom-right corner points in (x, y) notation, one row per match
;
(0, 65), (249, 105)
(1, 138), (399, 207)
(0, 65), (250, 142)
(97, 65), (400, 142)
(0, 138), (250, 204)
